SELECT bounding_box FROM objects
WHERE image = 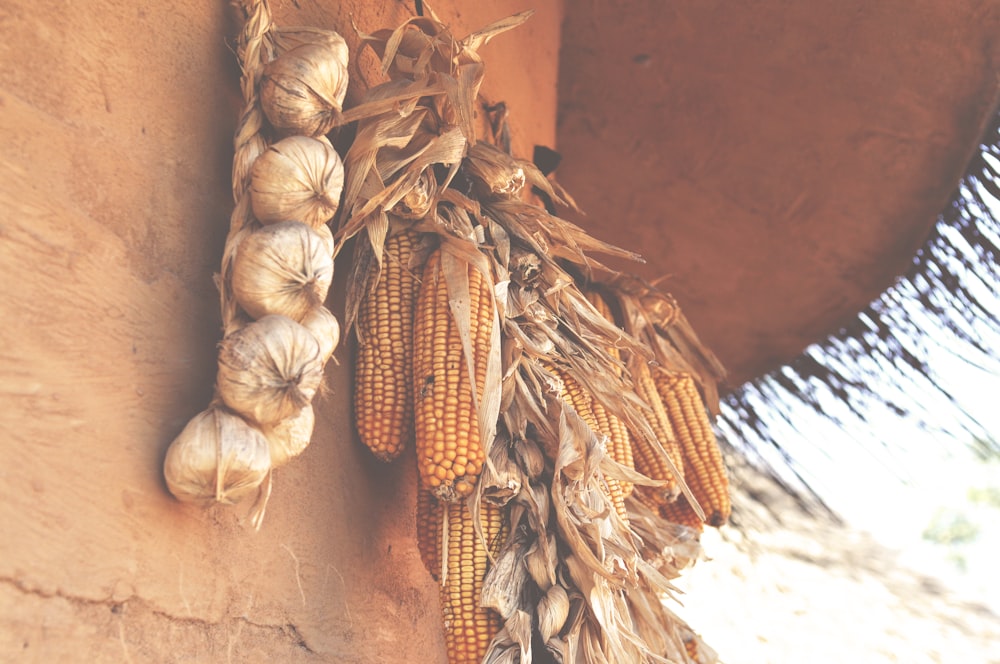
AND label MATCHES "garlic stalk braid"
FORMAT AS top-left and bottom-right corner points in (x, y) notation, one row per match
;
(219, 0), (277, 336)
